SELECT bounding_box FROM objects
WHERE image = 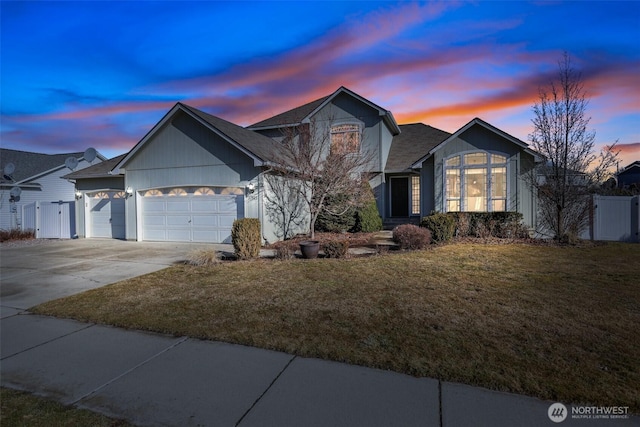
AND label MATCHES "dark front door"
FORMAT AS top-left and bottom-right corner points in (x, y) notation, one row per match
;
(390, 177), (409, 217)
